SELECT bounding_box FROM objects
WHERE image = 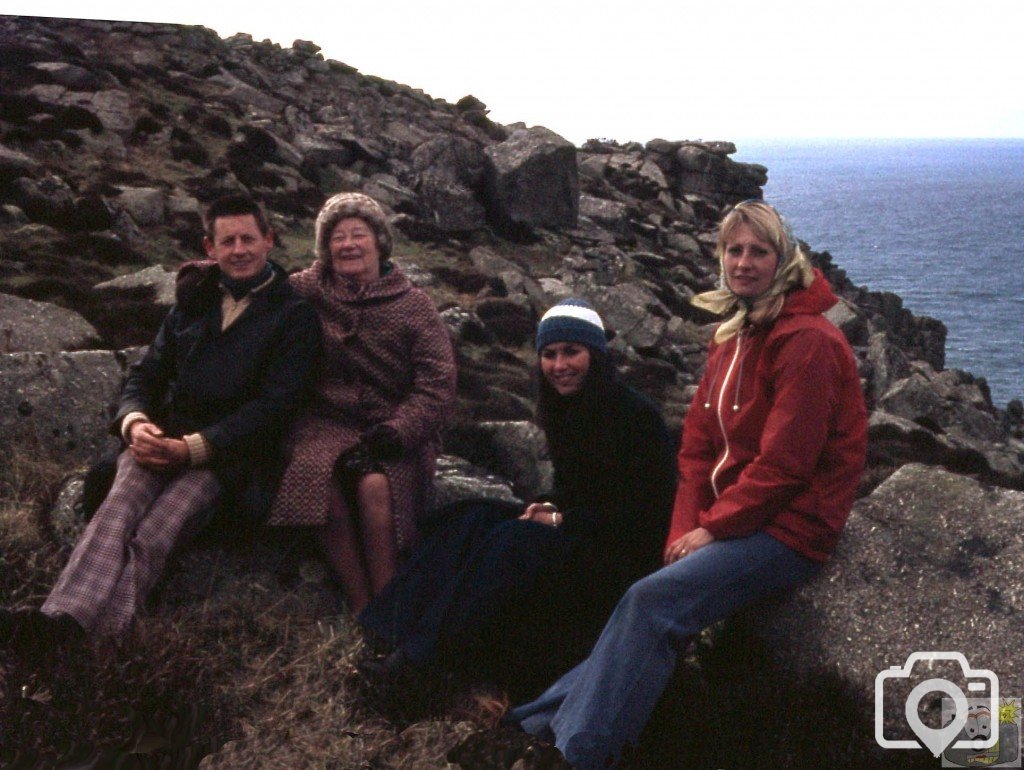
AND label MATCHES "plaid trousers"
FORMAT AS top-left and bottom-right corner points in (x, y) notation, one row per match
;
(42, 450), (221, 638)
